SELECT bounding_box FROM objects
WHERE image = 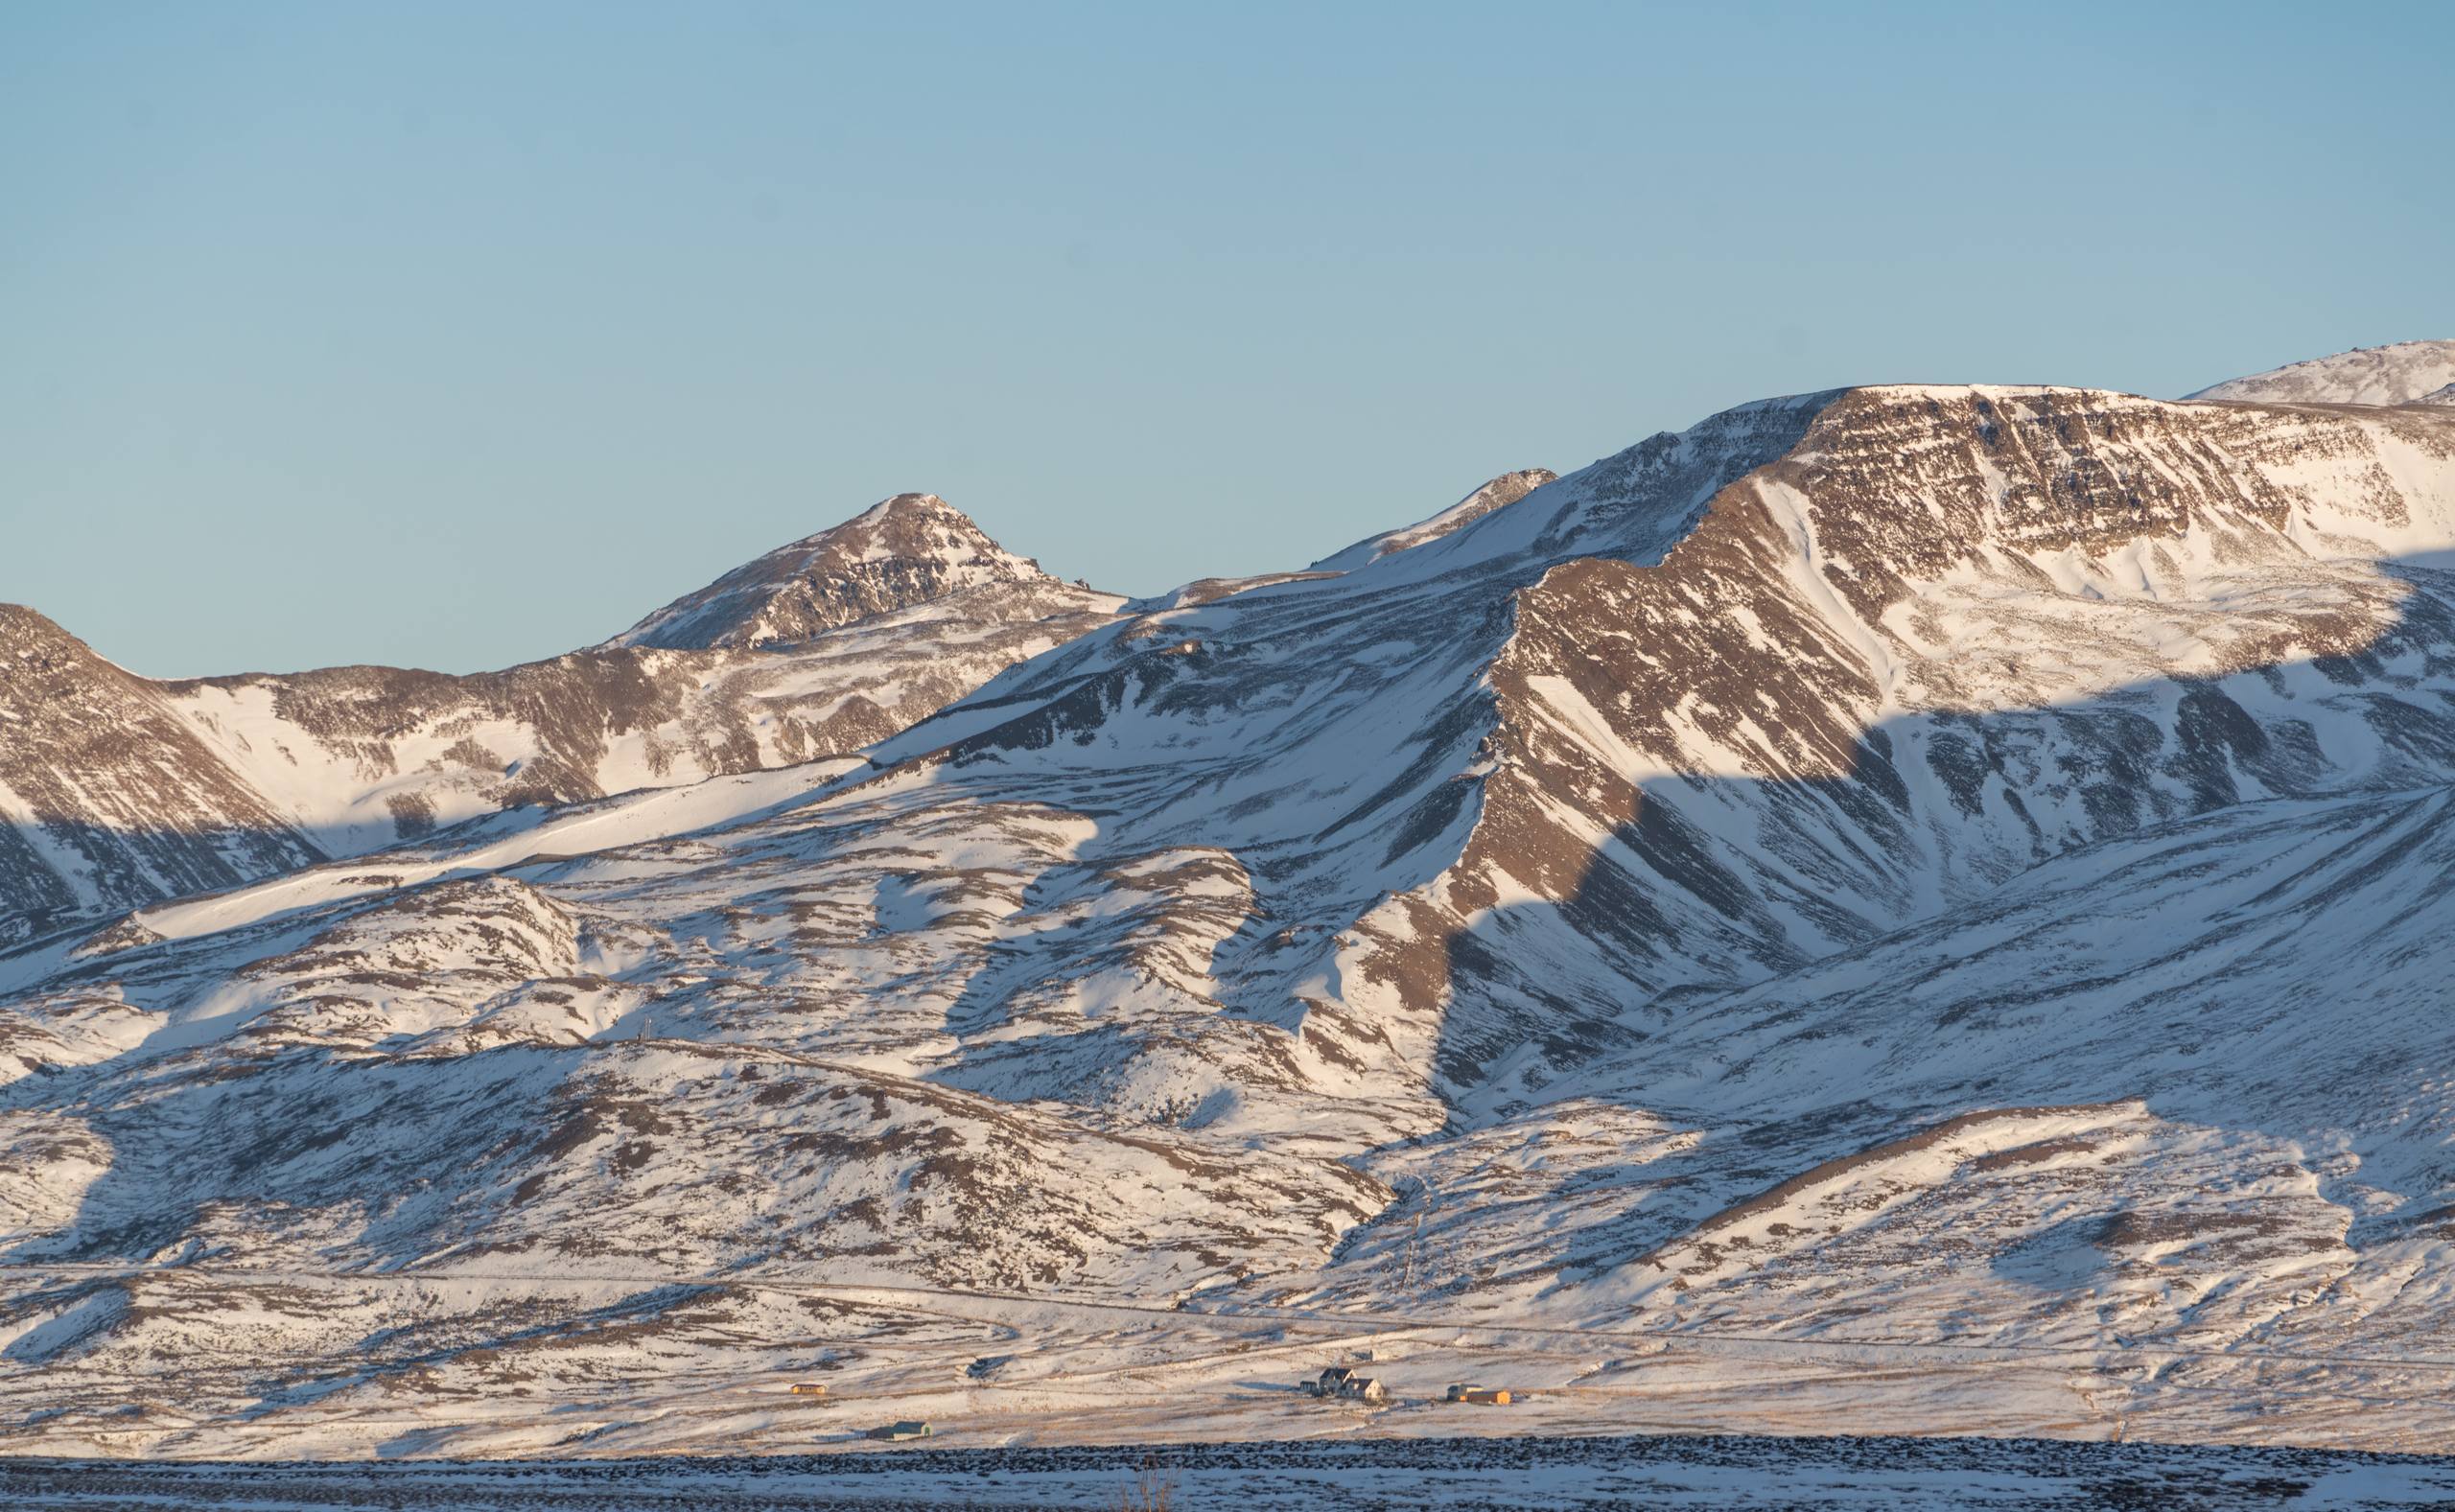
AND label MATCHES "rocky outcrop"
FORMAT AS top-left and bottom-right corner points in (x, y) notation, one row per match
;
(608, 492), (1073, 650)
